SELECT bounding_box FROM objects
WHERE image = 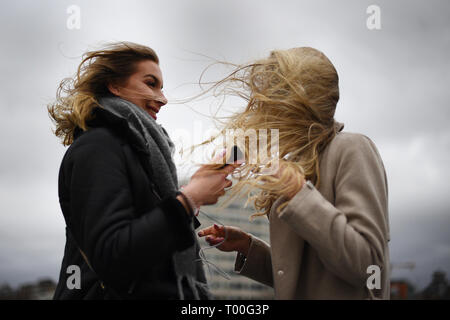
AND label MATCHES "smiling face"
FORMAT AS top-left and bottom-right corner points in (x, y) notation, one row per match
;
(107, 60), (167, 120)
